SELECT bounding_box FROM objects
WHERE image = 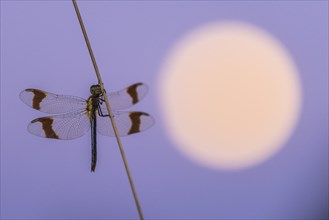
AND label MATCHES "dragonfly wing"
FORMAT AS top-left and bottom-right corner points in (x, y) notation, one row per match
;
(20, 88), (86, 114)
(28, 111), (90, 140)
(96, 111), (154, 136)
(102, 83), (149, 111)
